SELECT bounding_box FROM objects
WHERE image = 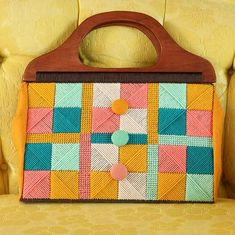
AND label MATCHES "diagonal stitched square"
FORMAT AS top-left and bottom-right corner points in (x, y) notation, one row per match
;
(187, 84), (213, 110)
(28, 83), (55, 108)
(50, 171), (79, 199)
(93, 83), (120, 107)
(55, 83), (82, 107)
(23, 171), (50, 199)
(186, 174), (213, 201)
(120, 83), (148, 108)
(187, 147), (213, 174)
(118, 173), (146, 200)
(120, 108), (147, 134)
(158, 173), (186, 201)
(159, 108), (186, 135)
(53, 107), (81, 133)
(27, 108), (53, 133)
(159, 84), (186, 109)
(92, 108), (120, 133)
(119, 145), (147, 172)
(187, 110), (212, 137)
(24, 143), (52, 170)
(159, 145), (186, 173)
(90, 171), (118, 199)
(91, 144), (118, 171)
(51, 143), (80, 170)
